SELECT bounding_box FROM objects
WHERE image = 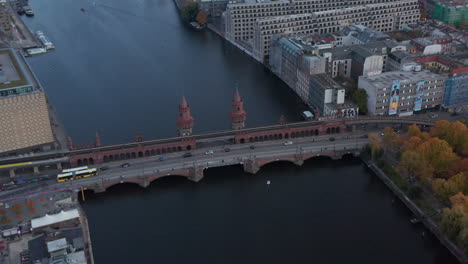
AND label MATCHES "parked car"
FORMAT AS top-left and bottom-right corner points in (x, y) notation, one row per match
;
(120, 163), (130, 168)
(283, 141), (293, 146)
(159, 157), (166, 161)
(182, 153), (192, 158)
(205, 150), (214, 155)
